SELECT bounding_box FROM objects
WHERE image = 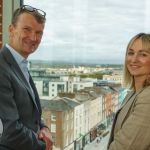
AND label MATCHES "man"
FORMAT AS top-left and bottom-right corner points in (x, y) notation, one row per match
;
(0, 5), (53, 150)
